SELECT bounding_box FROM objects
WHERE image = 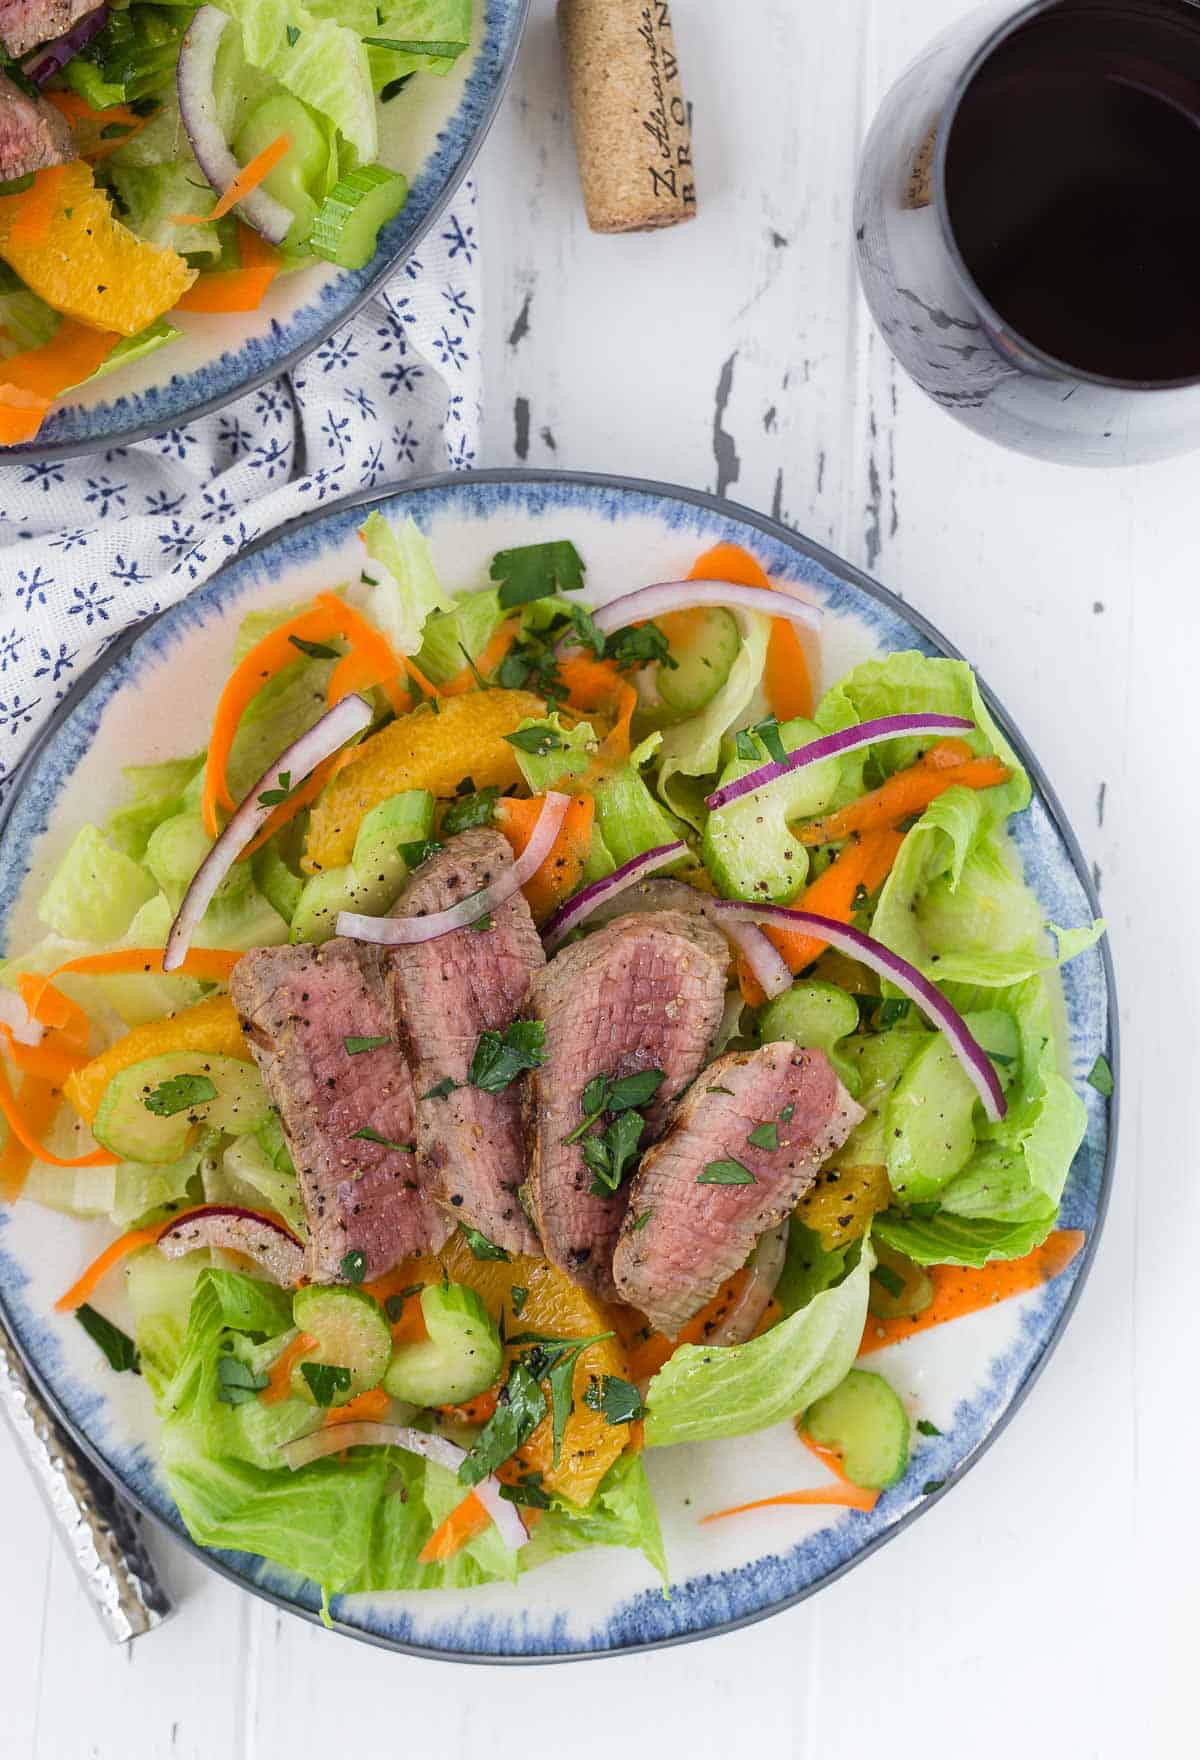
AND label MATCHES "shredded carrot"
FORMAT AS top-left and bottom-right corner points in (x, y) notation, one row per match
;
(858, 1229), (1085, 1355)
(45, 93), (149, 161)
(317, 592), (410, 718)
(0, 318), (118, 401)
(798, 754), (1011, 847)
(174, 134), (291, 226)
(17, 973), (90, 1050)
(0, 384), (51, 445)
(0, 1024), (85, 1085)
(441, 618), (521, 695)
(55, 1221), (165, 1311)
(599, 681), (637, 762)
(417, 1490), (493, 1564)
(438, 1385), (501, 1426)
(322, 1386), (391, 1427)
(624, 1269), (782, 1384)
(922, 737), (974, 771)
(174, 223), (281, 314)
(237, 754), (338, 863)
(688, 541), (815, 721)
(7, 163), (68, 249)
(0, 1075), (60, 1203)
(738, 826), (905, 1005)
(557, 653), (626, 714)
(31, 948), (241, 1013)
(260, 1332), (317, 1404)
(0, 1057), (115, 1168)
(702, 1427), (880, 1524)
(495, 792), (596, 922)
